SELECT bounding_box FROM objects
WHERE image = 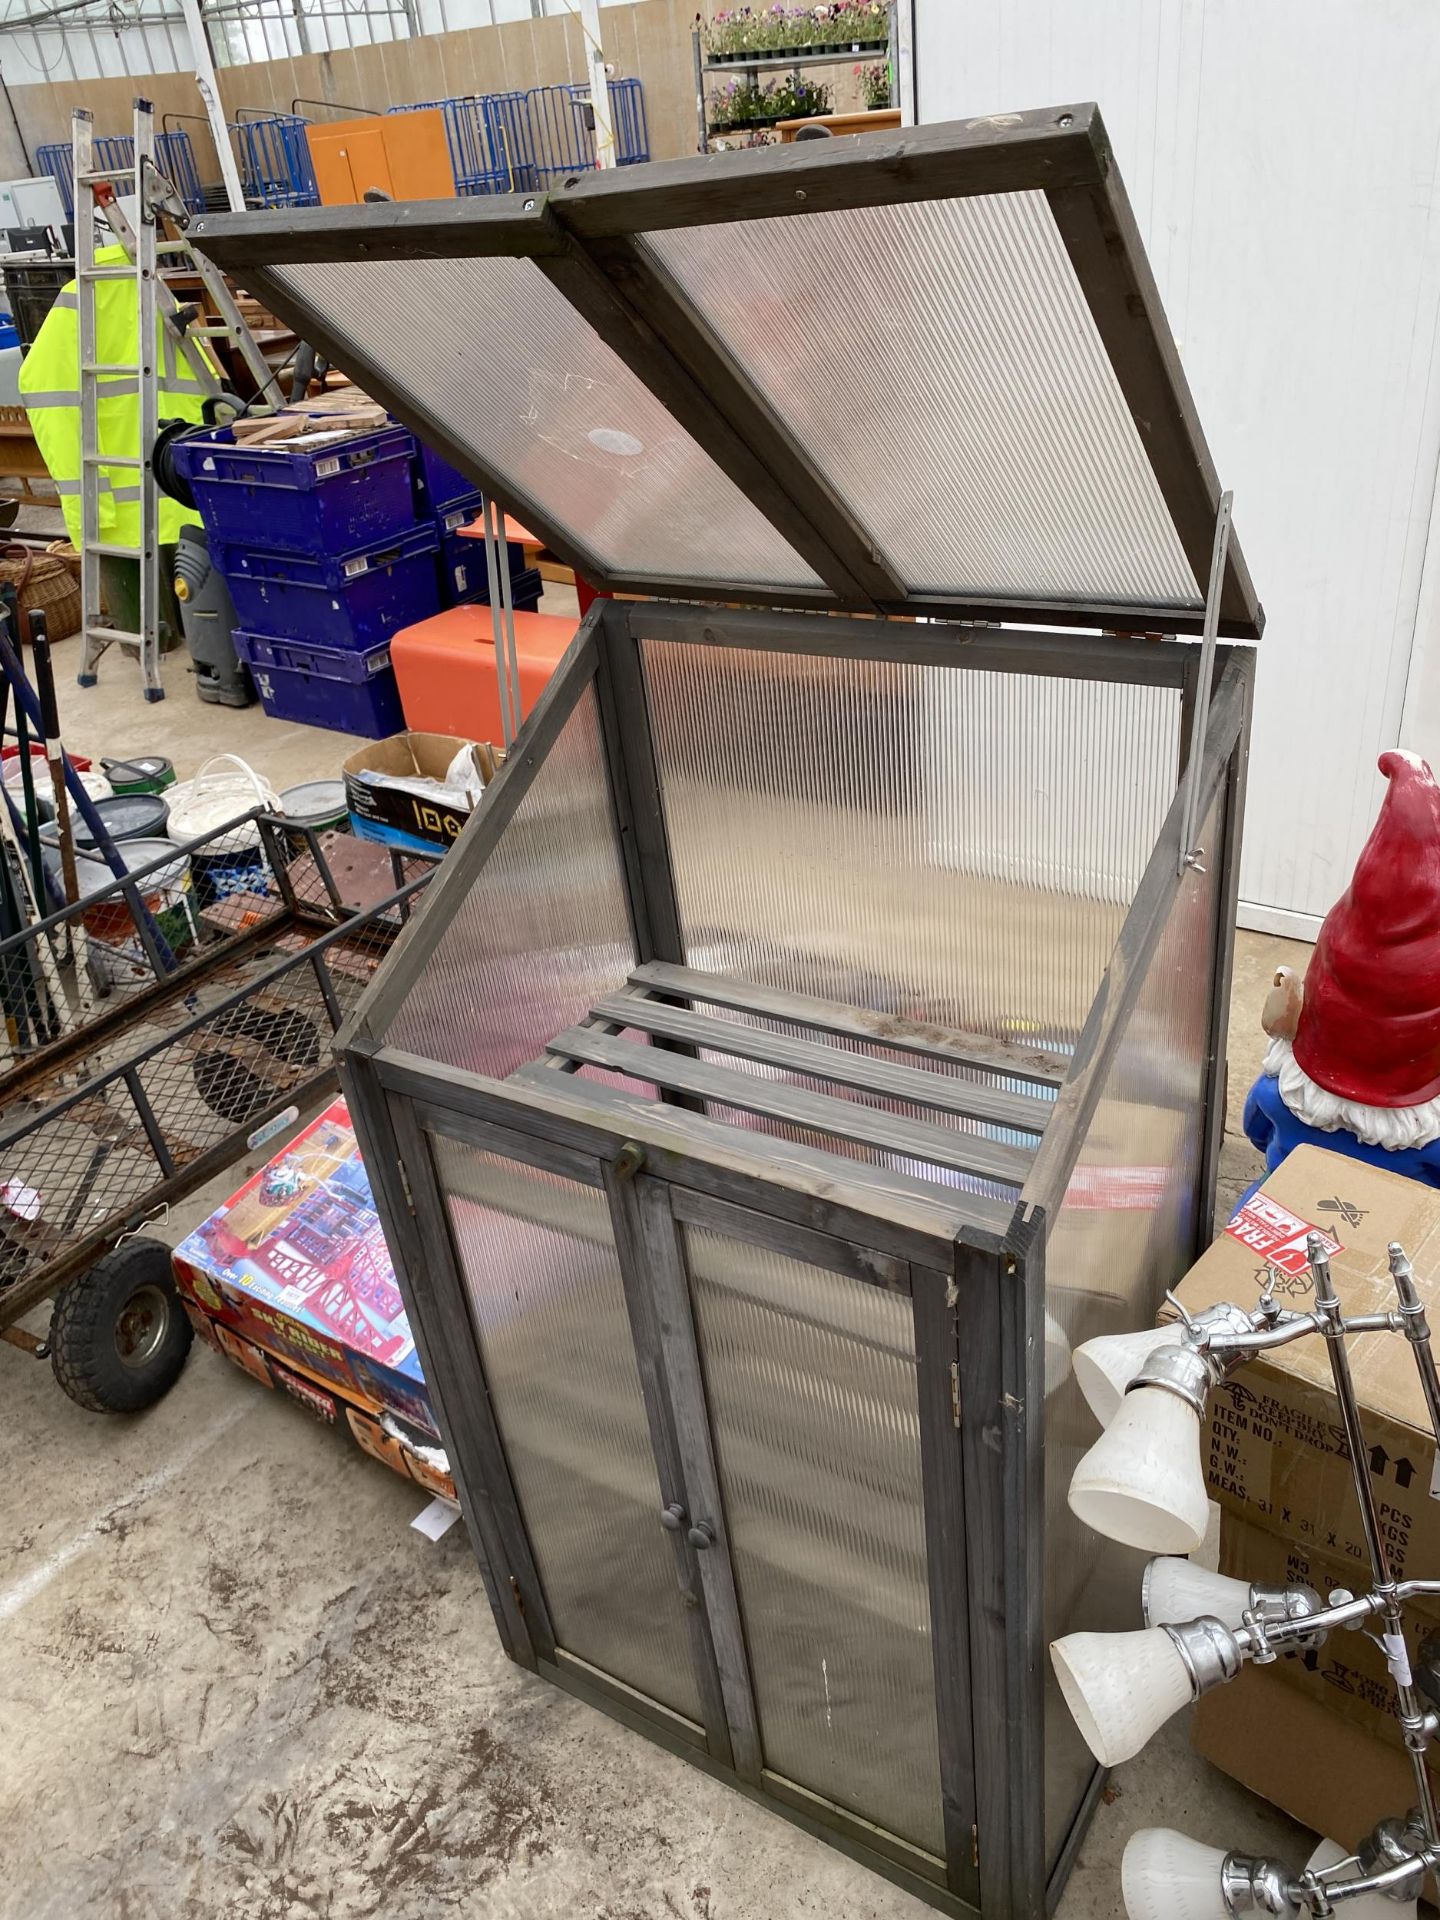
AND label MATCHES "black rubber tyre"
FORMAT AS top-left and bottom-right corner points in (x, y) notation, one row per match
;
(191, 1003), (322, 1126)
(49, 1237), (194, 1414)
